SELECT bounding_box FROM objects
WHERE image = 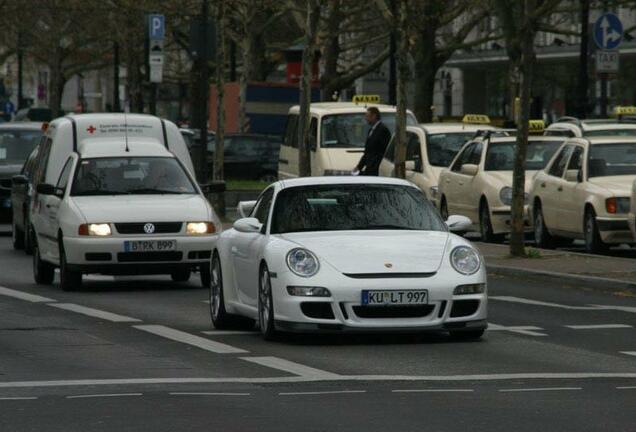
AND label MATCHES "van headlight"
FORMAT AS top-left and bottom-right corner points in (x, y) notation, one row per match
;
(450, 246), (481, 275)
(286, 248), (320, 277)
(186, 222), (216, 235)
(79, 223), (112, 236)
